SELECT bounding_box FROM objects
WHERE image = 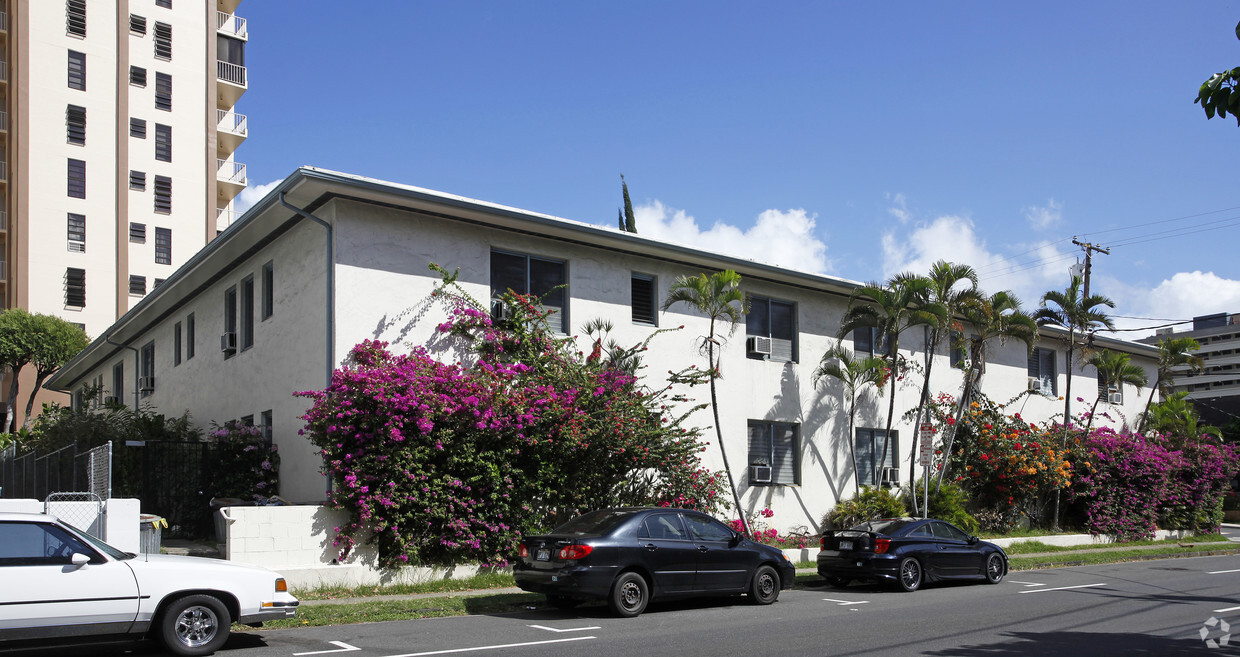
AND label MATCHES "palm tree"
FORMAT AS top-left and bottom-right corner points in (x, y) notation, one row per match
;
(936, 290), (1038, 490)
(1142, 391), (1222, 443)
(1032, 275), (1116, 428)
(1138, 337), (1204, 434)
(837, 273), (946, 487)
(662, 270), (750, 534)
(1083, 350), (1148, 434)
(813, 342), (887, 492)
